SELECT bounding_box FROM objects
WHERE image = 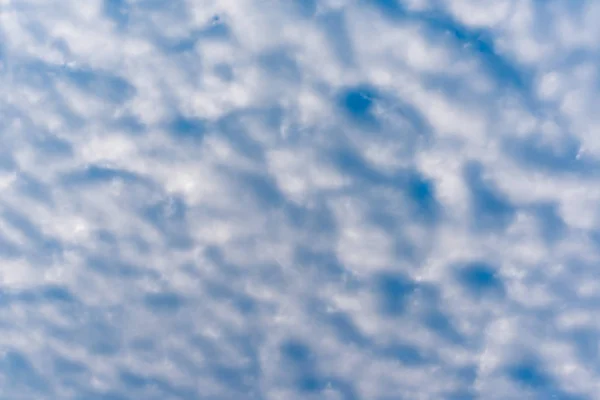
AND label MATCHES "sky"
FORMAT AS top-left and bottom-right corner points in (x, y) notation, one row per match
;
(1, 0), (600, 399)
